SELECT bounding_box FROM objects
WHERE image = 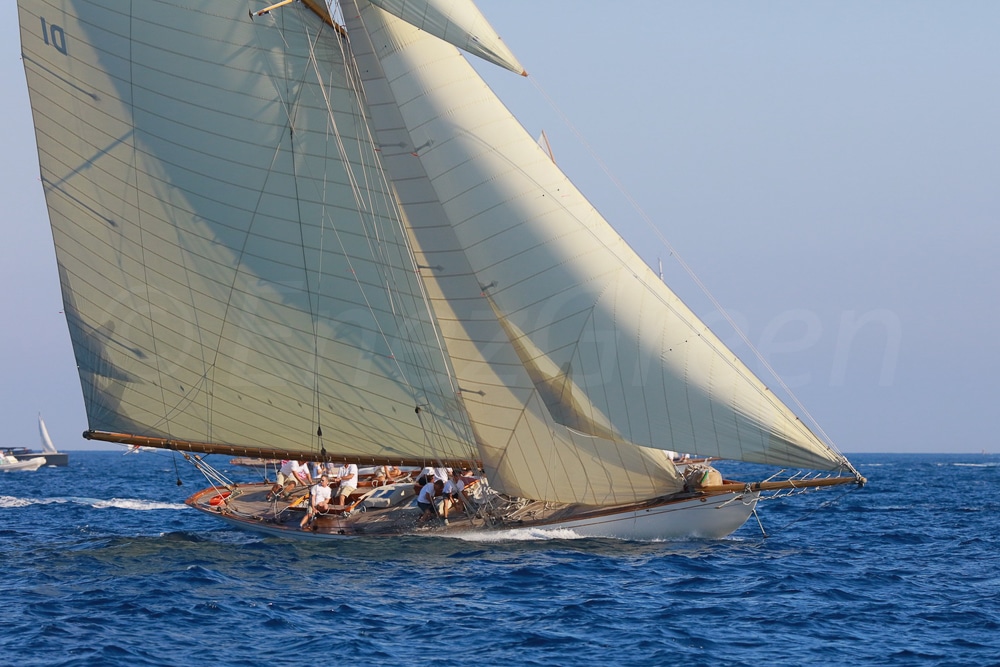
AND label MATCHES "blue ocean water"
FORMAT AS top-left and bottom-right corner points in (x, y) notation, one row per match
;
(2, 451), (998, 666)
